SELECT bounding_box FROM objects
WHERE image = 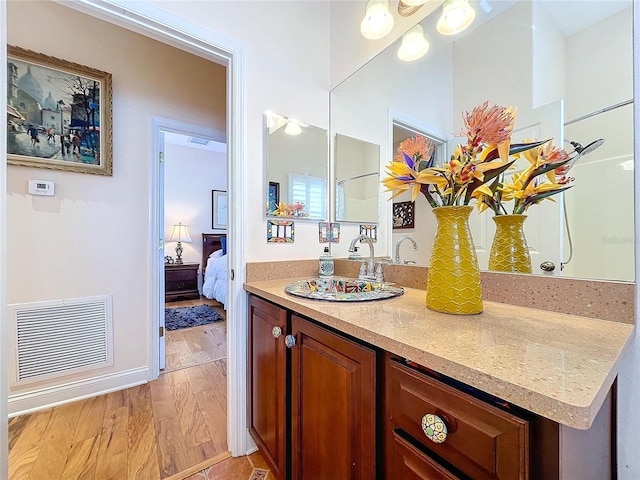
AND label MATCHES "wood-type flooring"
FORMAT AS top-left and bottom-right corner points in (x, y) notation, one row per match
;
(7, 297), (253, 479)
